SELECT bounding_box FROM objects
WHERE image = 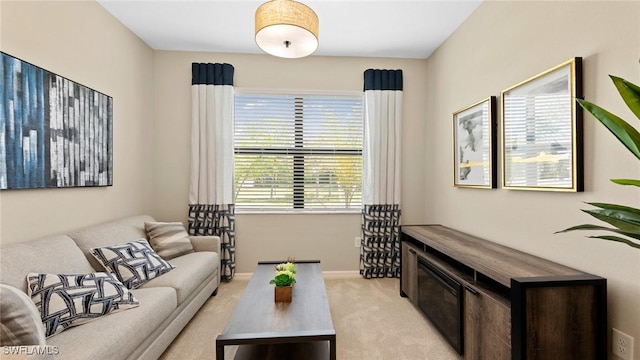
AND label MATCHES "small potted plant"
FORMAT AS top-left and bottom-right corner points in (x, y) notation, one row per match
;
(269, 259), (296, 302)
